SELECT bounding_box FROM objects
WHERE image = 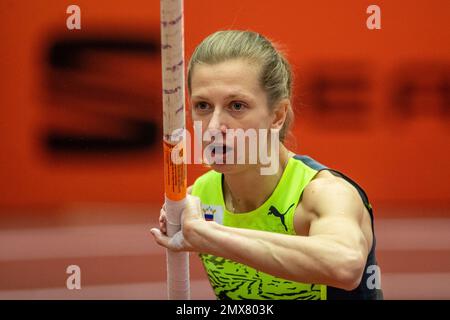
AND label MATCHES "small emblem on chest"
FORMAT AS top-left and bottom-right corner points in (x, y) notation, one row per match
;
(202, 205), (224, 224)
